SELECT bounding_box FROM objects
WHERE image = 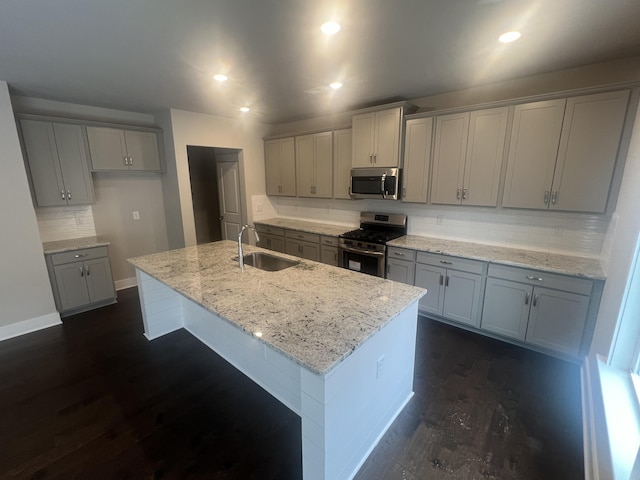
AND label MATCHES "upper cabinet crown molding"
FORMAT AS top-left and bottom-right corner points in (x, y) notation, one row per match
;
(19, 118), (94, 207)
